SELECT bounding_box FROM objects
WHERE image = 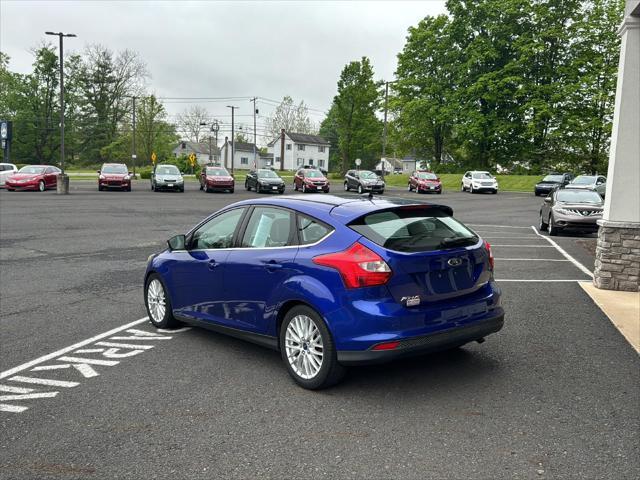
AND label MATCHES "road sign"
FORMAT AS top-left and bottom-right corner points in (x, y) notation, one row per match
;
(189, 153), (197, 166)
(355, 158), (361, 166)
(151, 152), (157, 164)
